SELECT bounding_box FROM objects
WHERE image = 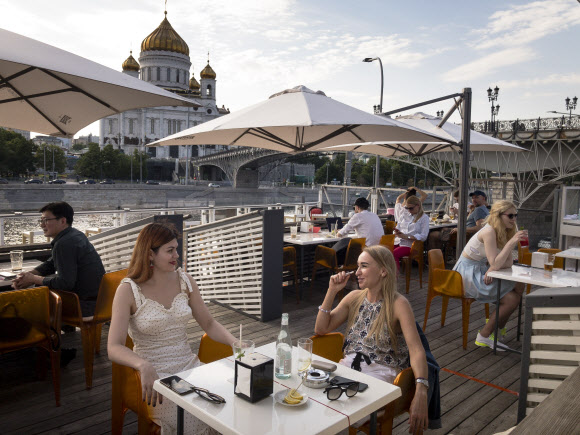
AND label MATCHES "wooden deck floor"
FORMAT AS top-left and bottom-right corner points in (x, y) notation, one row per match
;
(0, 269), (524, 434)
